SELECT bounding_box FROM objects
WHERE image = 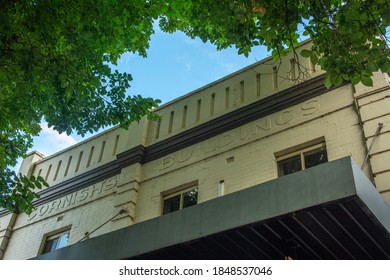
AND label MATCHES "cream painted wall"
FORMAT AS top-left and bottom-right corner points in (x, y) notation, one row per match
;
(134, 84), (367, 223)
(354, 72), (390, 201)
(2, 176), (121, 259)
